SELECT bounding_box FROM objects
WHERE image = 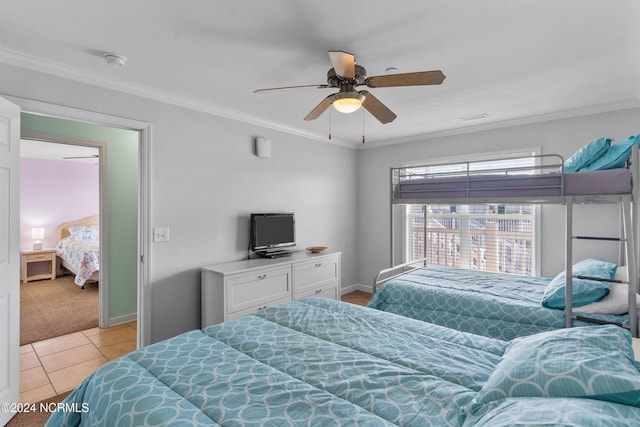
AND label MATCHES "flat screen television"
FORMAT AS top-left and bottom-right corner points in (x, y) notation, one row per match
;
(249, 213), (295, 258)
